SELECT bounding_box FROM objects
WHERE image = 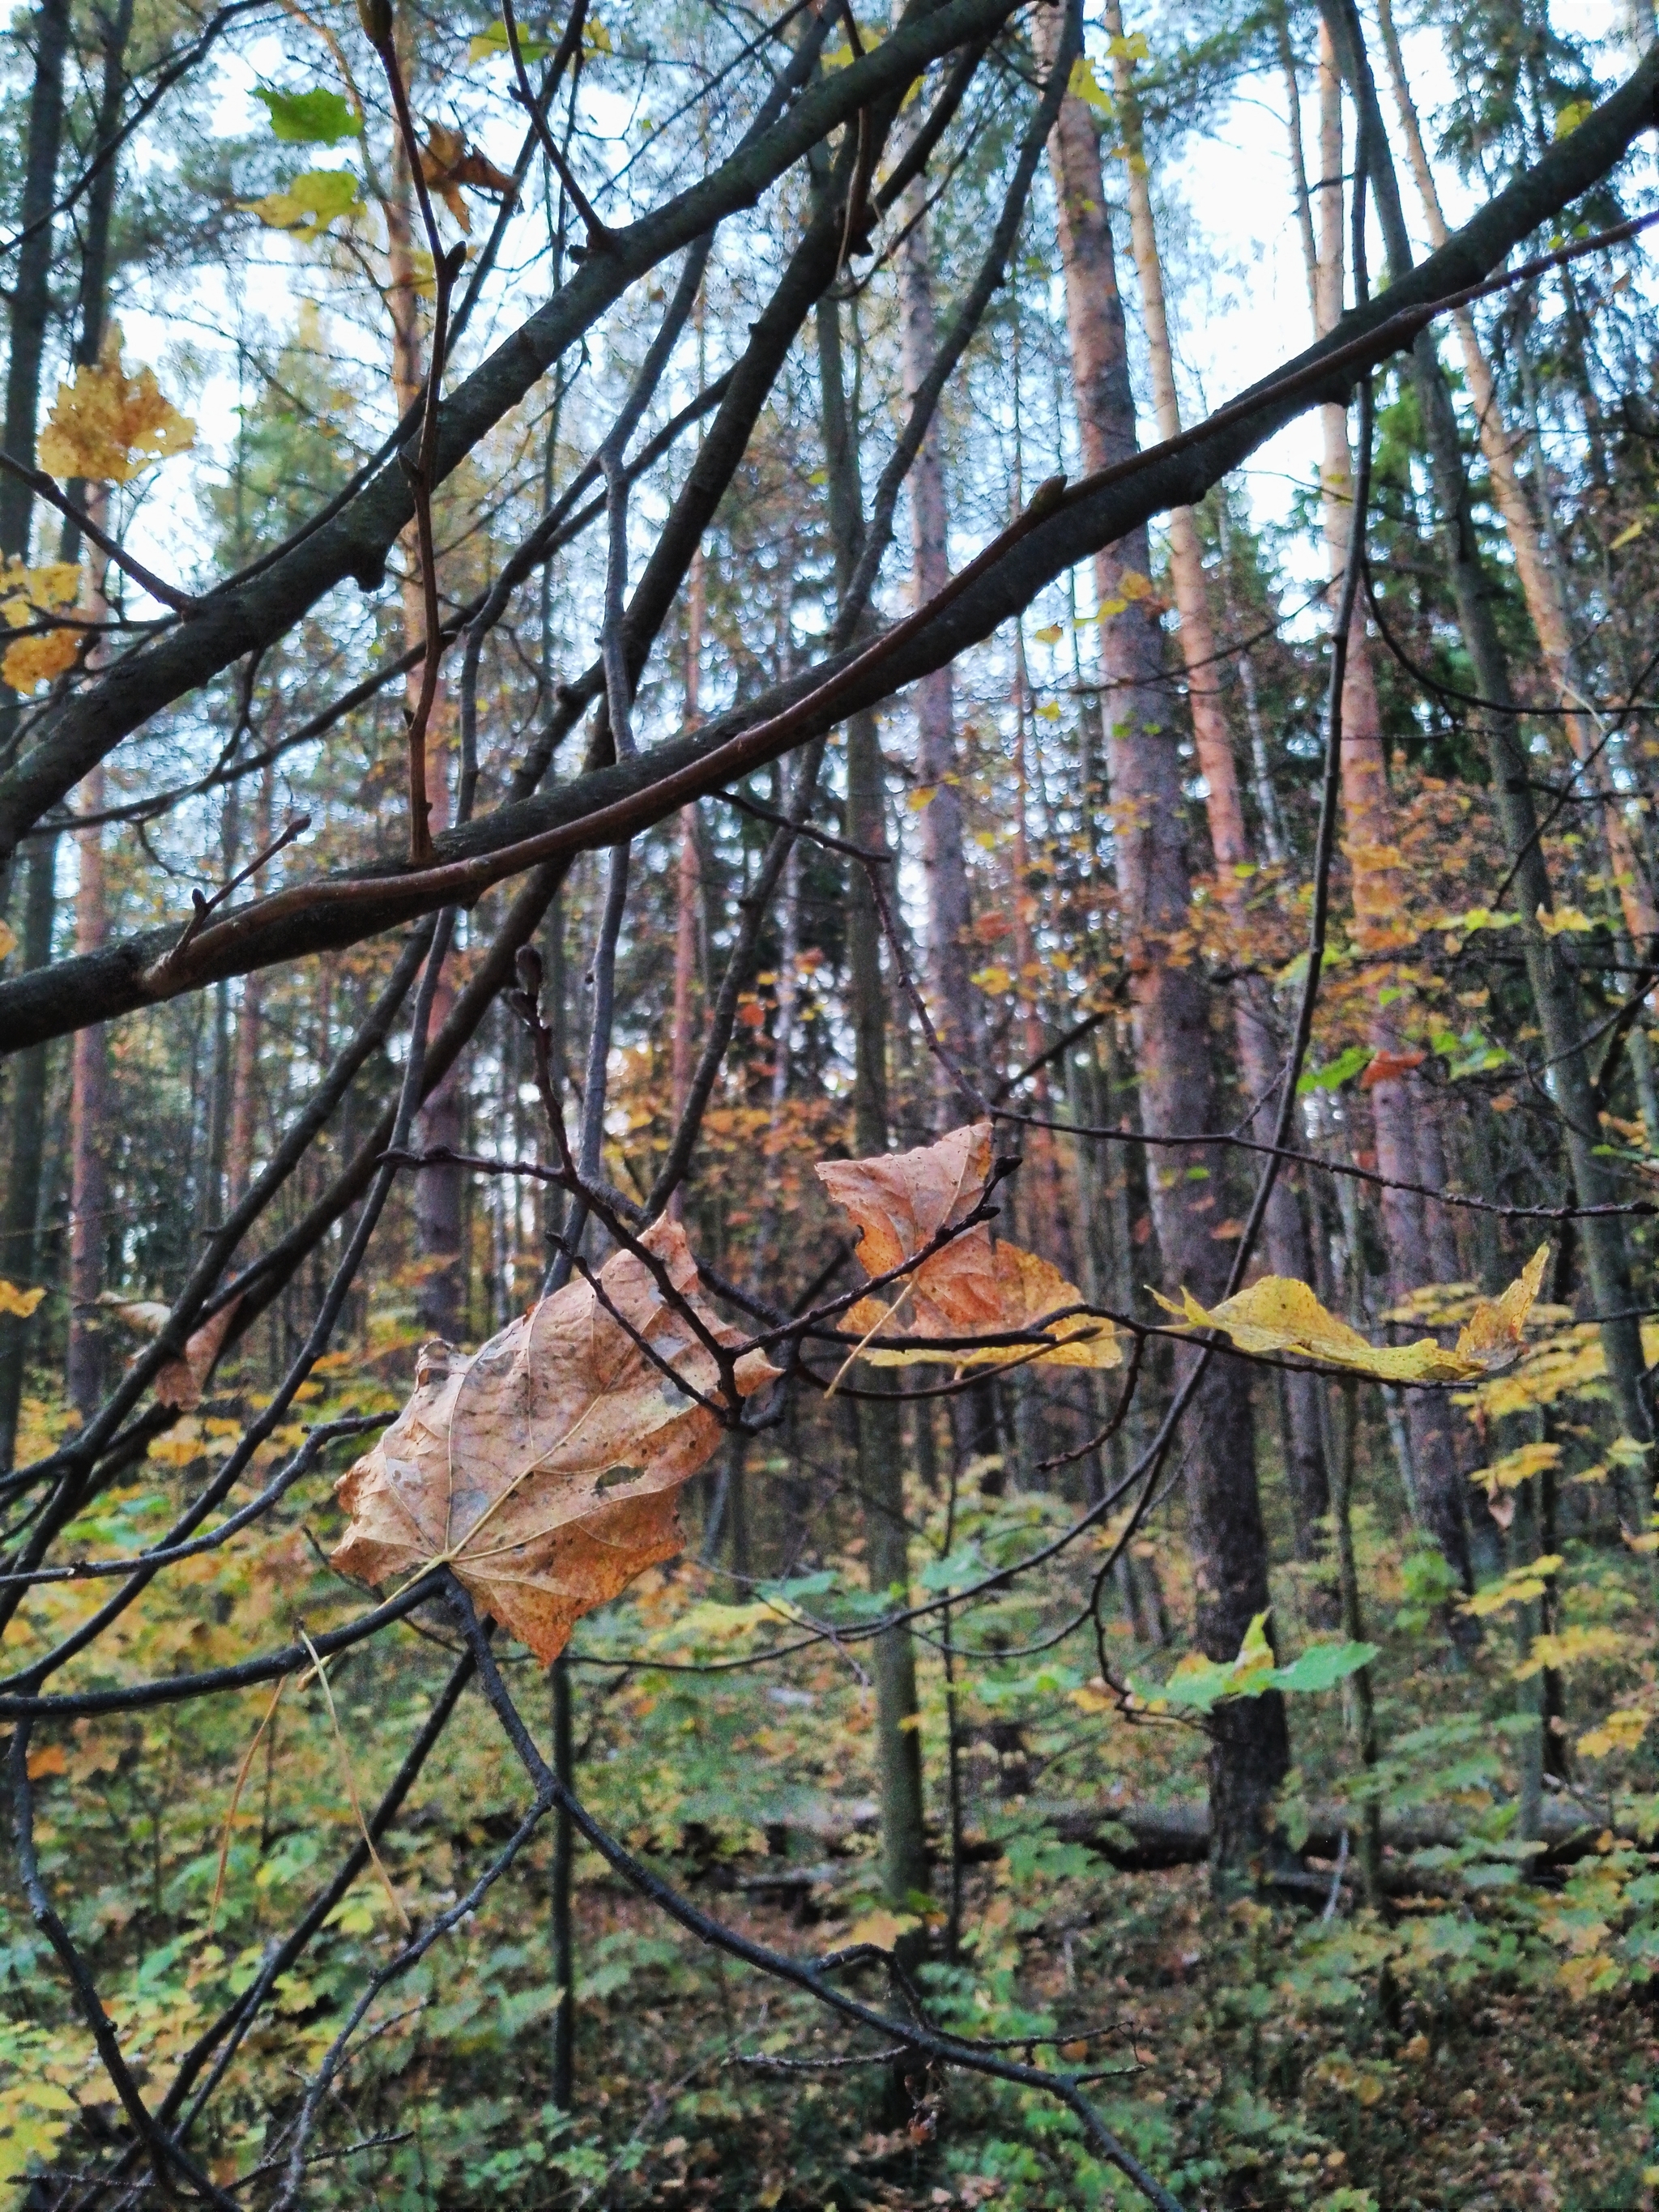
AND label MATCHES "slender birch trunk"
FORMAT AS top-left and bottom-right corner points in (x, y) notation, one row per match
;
(1036, 4), (1286, 1882)
(0, 0), (70, 574)
(1110, 0), (1330, 1566)
(669, 551), (706, 1205)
